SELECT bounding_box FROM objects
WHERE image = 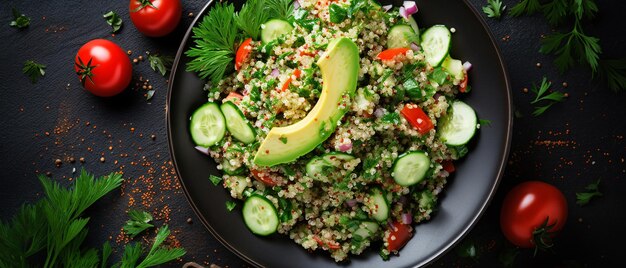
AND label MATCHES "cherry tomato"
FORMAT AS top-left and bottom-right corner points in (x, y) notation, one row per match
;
(500, 181), (568, 249)
(129, 0), (182, 37)
(386, 221), (412, 252)
(377, 48), (410, 60)
(74, 39), (132, 97)
(459, 74), (469, 93)
(400, 104), (434, 134)
(235, 38), (253, 71)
